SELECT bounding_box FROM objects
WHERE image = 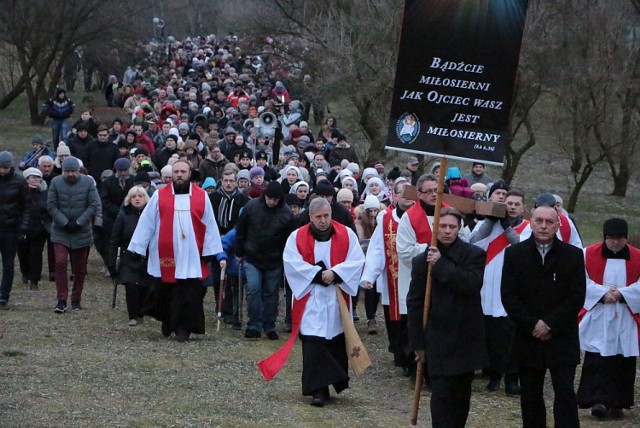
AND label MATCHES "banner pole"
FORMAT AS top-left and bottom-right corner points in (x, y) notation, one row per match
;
(410, 156), (447, 426)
